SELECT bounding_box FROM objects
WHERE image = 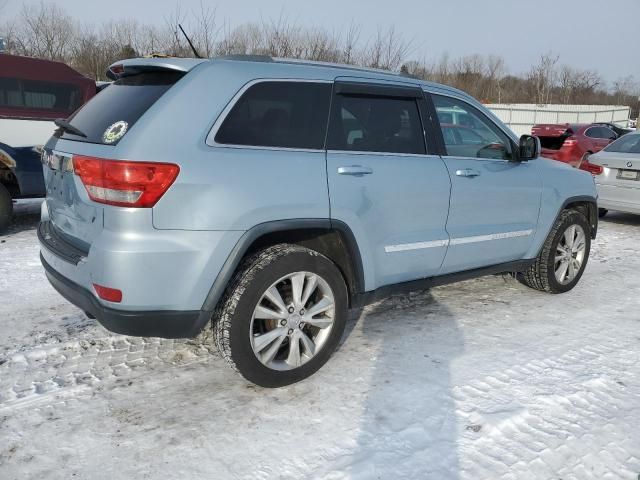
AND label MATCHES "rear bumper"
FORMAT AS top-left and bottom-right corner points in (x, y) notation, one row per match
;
(596, 183), (640, 214)
(41, 253), (208, 338)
